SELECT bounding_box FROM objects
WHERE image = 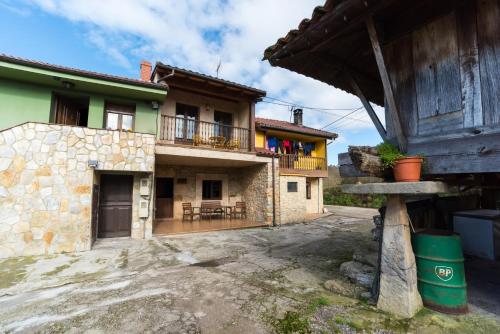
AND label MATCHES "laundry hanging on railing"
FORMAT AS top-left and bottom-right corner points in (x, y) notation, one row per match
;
(265, 135), (316, 156)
